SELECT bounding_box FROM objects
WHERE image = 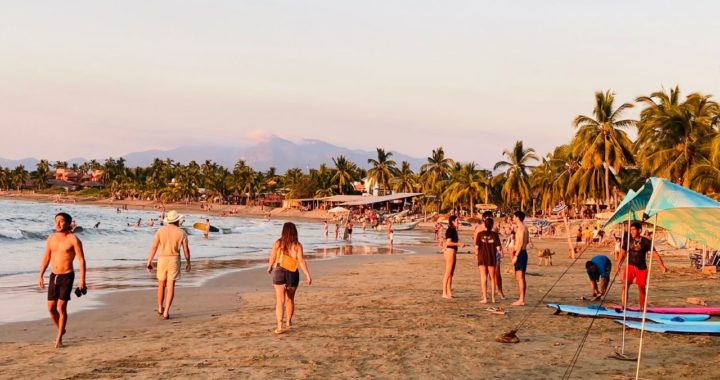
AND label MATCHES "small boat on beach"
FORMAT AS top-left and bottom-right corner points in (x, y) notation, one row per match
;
(374, 221), (420, 231)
